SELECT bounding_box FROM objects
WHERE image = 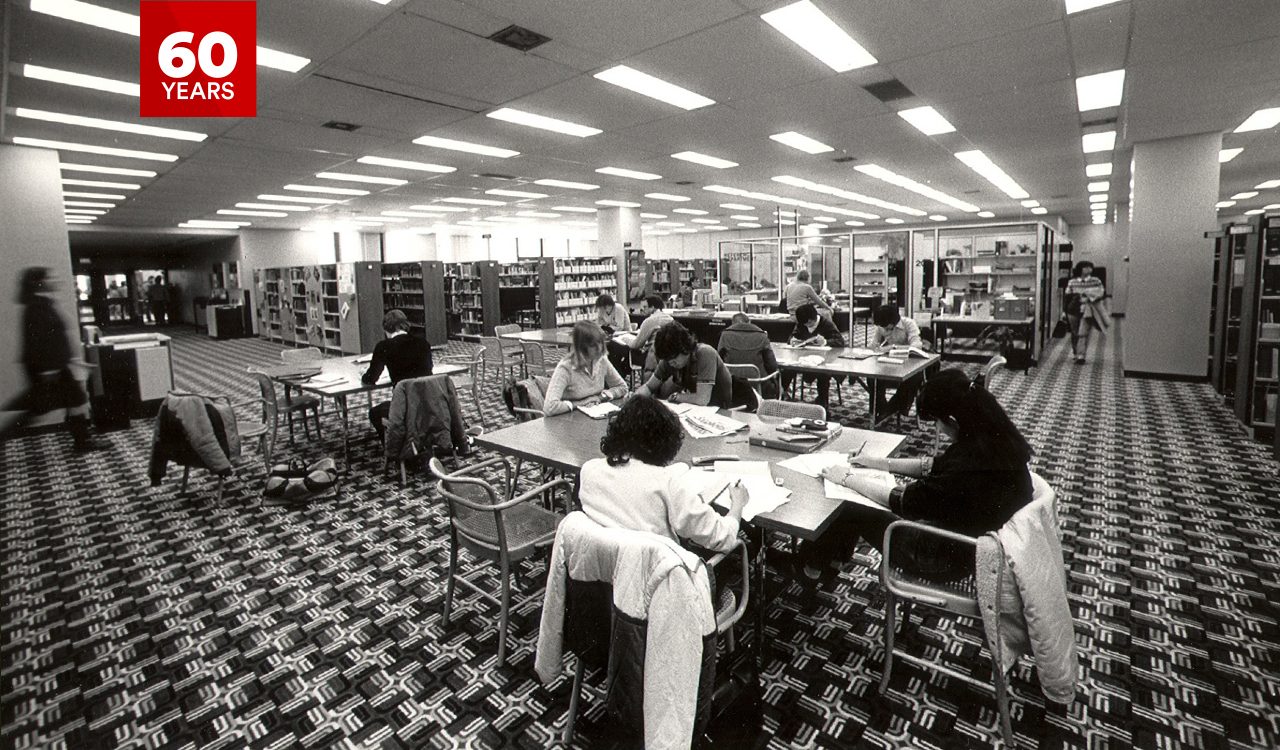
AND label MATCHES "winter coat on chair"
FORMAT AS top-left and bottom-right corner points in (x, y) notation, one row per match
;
(384, 375), (469, 463)
(149, 392), (242, 485)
